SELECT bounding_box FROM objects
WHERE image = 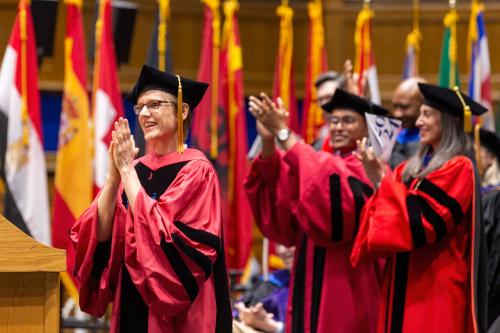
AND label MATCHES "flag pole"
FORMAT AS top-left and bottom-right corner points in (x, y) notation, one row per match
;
(91, 0), (106, 159)
(413, 0), (420, 75)
(20, 0), (30, 148)
(262, 237), (269, 281)
(209, 0), (220, 159)
(449, 0), (457, 86)
(157, 0), (170, 72)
